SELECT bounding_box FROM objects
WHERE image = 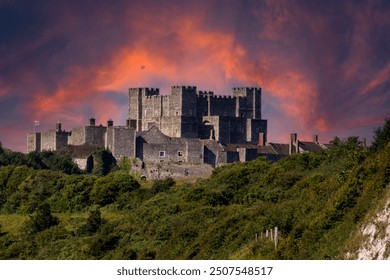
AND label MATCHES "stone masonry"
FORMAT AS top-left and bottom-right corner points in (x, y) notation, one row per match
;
(128, 86), (267, 144)
(27, 85), (272, 177)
